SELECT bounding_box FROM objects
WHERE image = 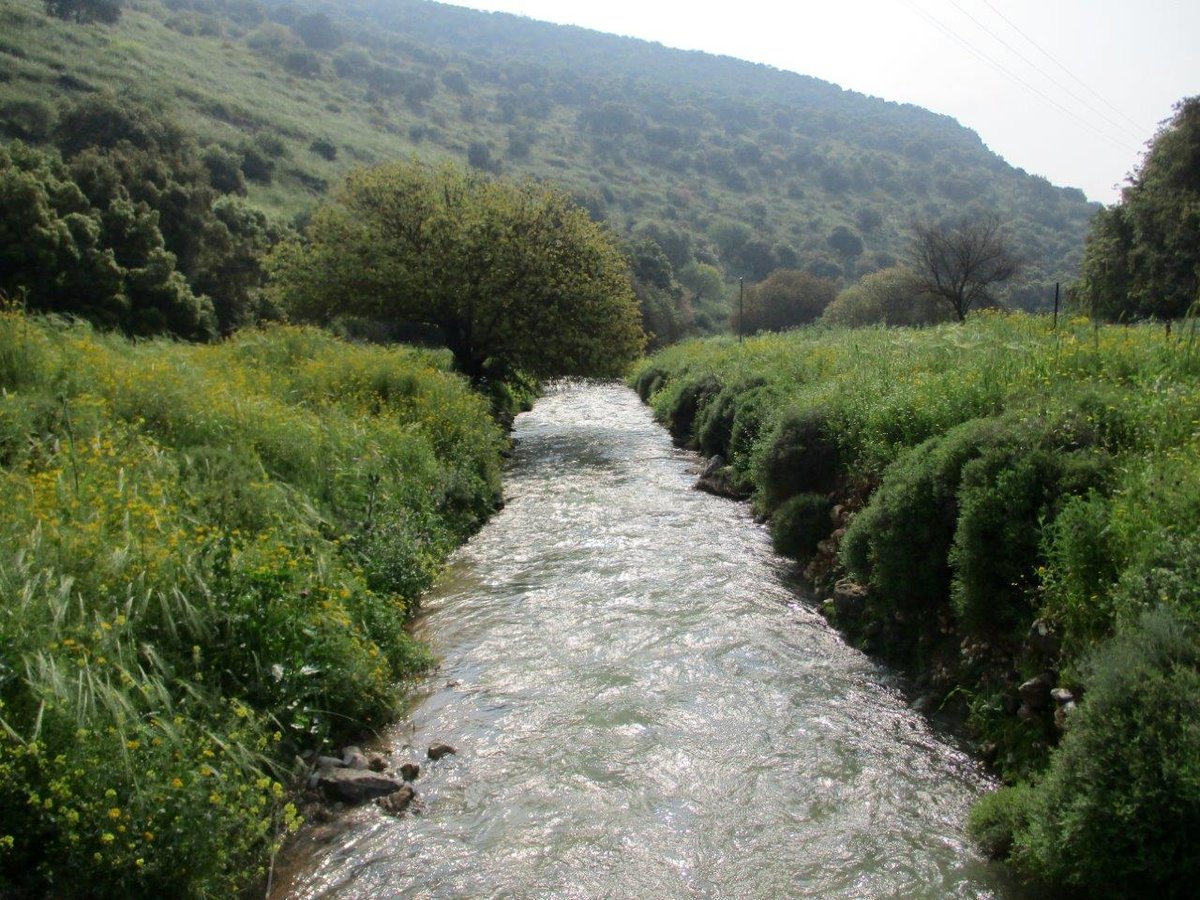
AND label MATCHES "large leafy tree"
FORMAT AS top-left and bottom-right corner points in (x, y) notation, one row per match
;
(267, 160), (645, 380)
(1077, 96), (1200, 320)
